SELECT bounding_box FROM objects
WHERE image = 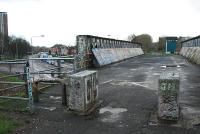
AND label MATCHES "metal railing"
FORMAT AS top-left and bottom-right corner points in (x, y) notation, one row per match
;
(181, 36), (200, 47)
(0, 61), (33, 112)
(0, 54), (88, 112)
